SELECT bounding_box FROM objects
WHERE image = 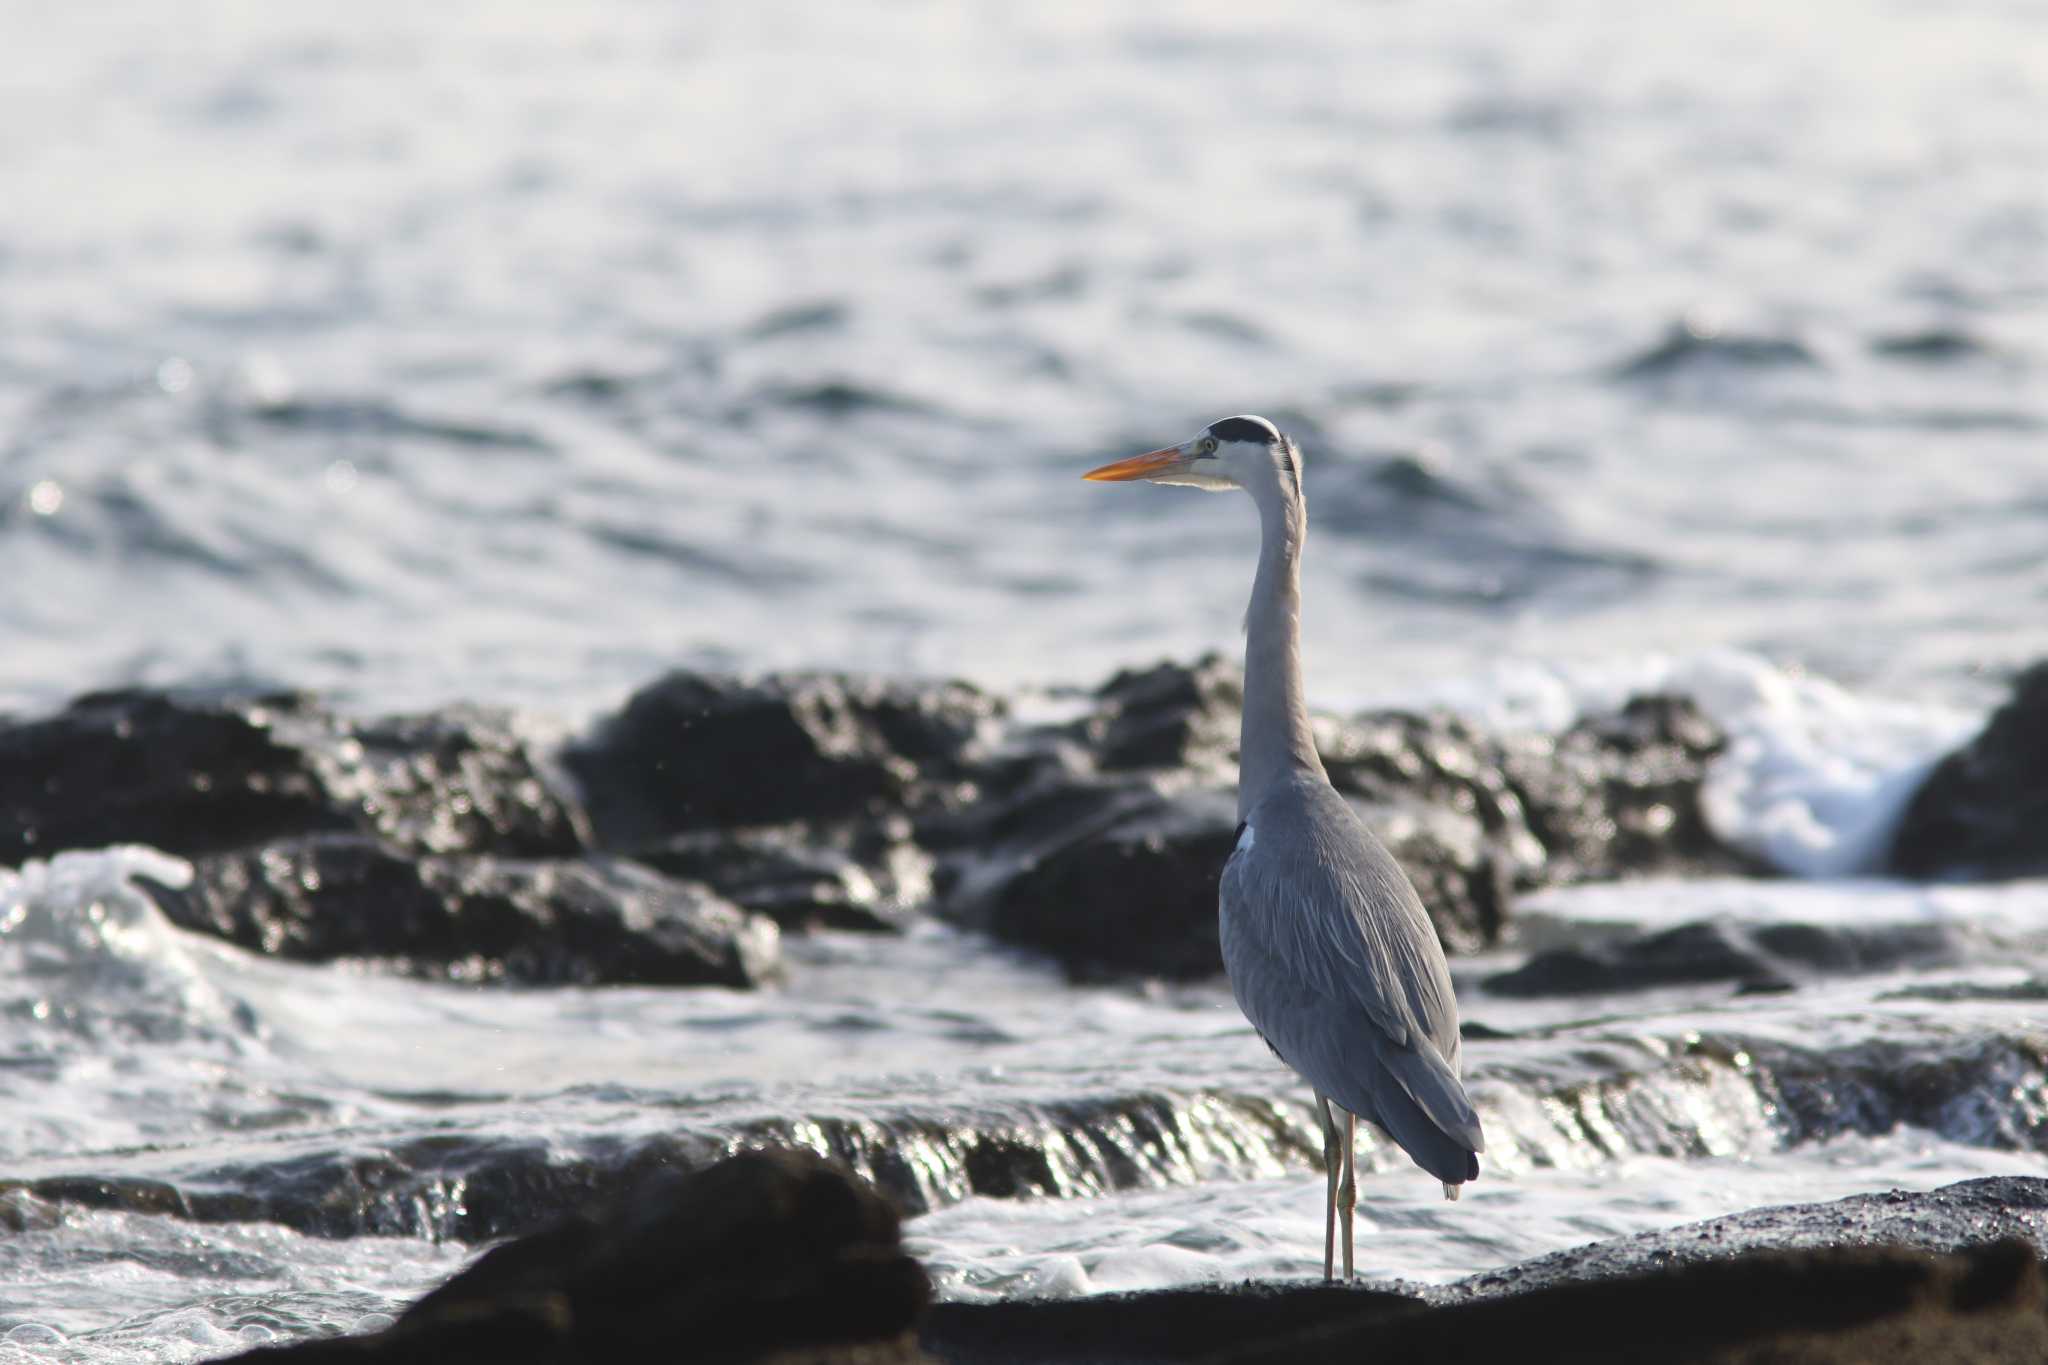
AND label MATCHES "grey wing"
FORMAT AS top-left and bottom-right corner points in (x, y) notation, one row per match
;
(1219, 785), (1483, 1183)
